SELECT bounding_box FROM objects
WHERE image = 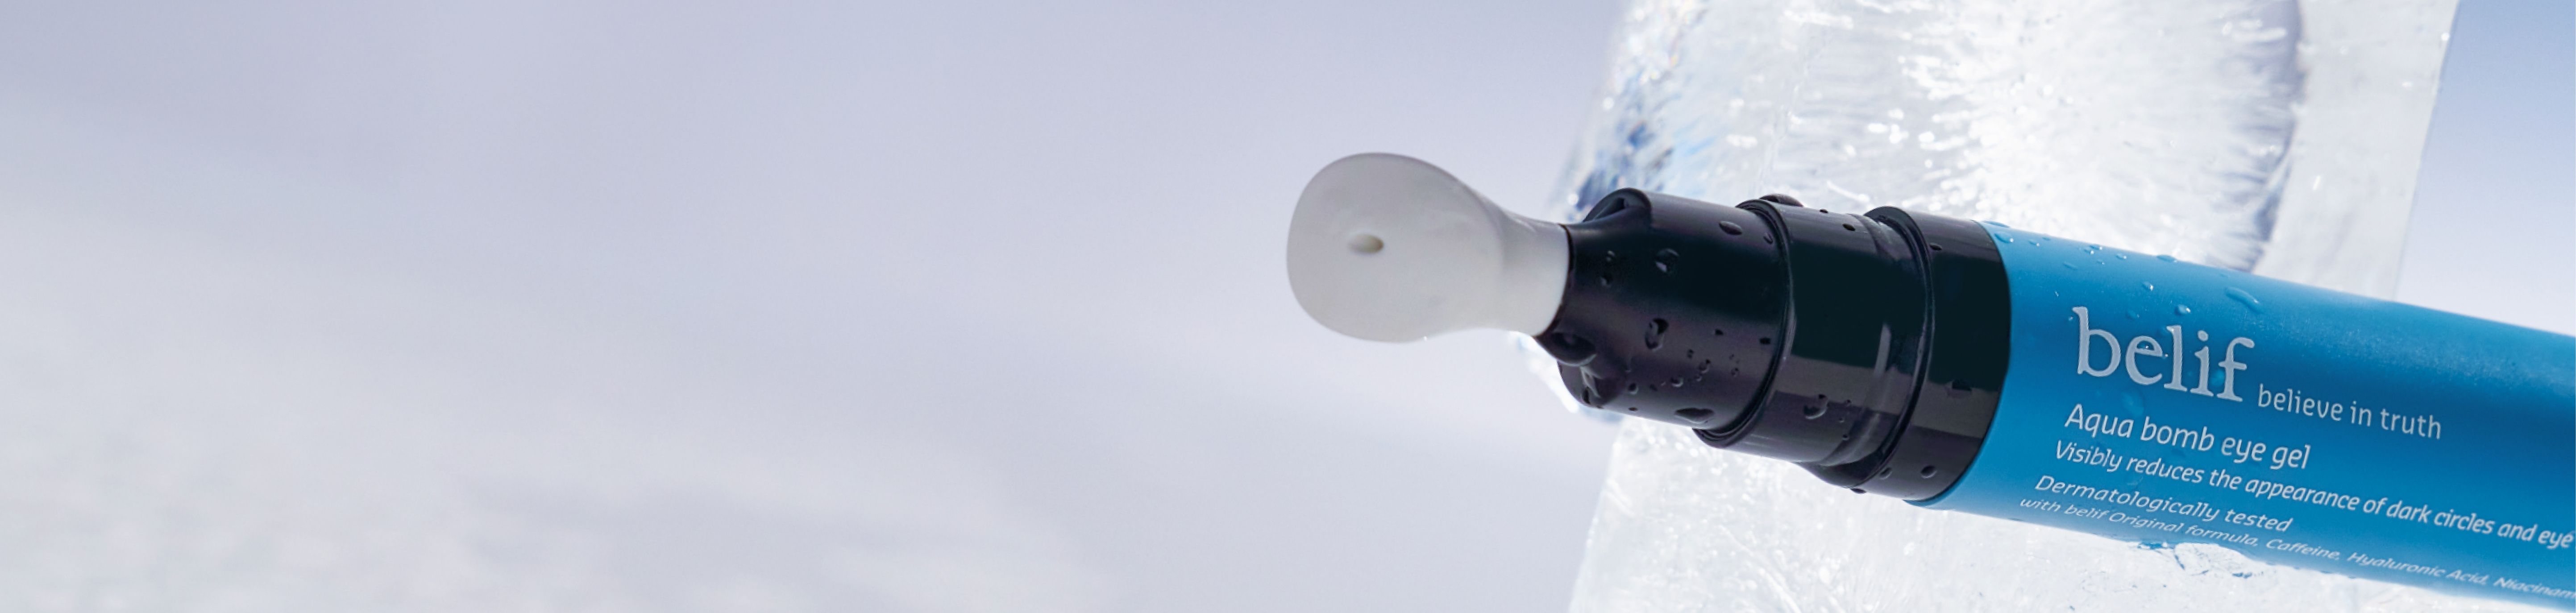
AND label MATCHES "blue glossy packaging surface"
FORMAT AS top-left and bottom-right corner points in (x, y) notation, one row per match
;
(1923, 224), (2576, 609)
